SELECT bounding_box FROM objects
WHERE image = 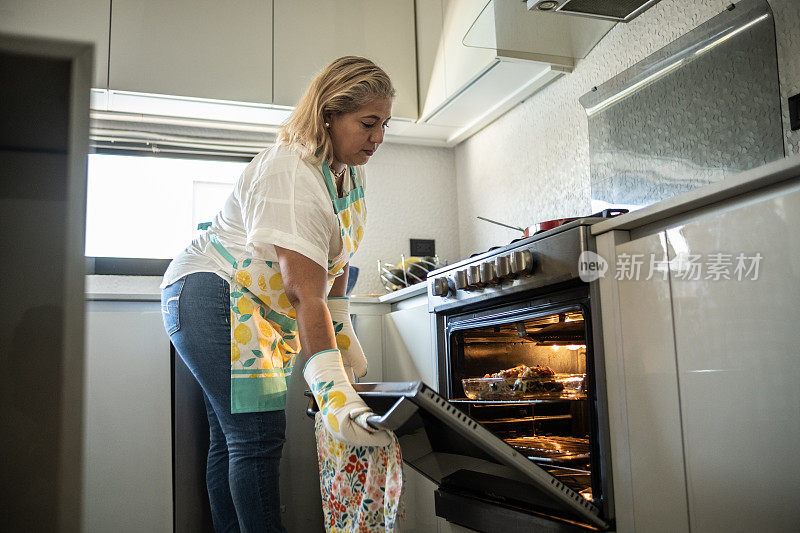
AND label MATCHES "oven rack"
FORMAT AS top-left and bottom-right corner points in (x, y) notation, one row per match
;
(477, 414), (572, 424)
(505, 436), (591, 465)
